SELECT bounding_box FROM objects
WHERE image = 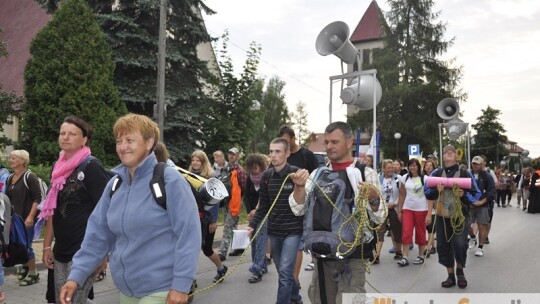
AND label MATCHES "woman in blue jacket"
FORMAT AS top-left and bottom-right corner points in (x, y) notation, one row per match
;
(60, 114), (201, 304)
